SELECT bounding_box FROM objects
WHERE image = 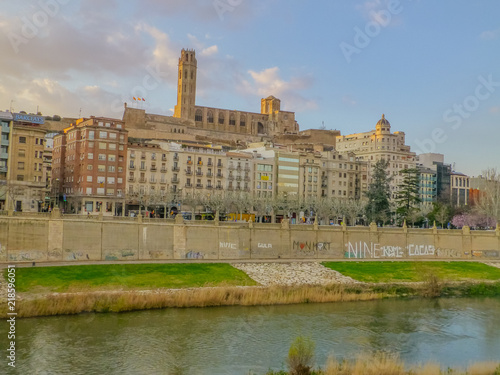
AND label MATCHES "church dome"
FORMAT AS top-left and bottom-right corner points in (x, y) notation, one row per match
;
(376, 114), (390, 128)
